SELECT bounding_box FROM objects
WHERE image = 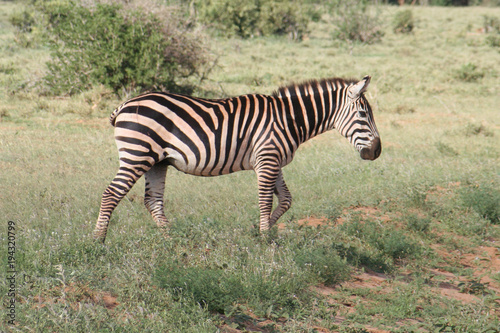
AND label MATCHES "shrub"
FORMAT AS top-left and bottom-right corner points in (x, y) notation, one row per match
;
(393, 9), (414, 34)
(156, 265), (244, 313)
(342, 220), (422, 260)
(483, 15), (500, 48)
(483, 15), (500, 33)
(195, 0), (310, 39)
(9, 8), (35, 33)
(294, 246), (351, 286)
(329, 0), (384, 44)
(428, 0), (469, 5)
(406, 214), (431, 233)
(486, 33), (500, 47)
(155, 263), (312, 316)
(460, 184), (500, 224)
(38, 0), (212, 95)
(8, 7), (44, 48)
